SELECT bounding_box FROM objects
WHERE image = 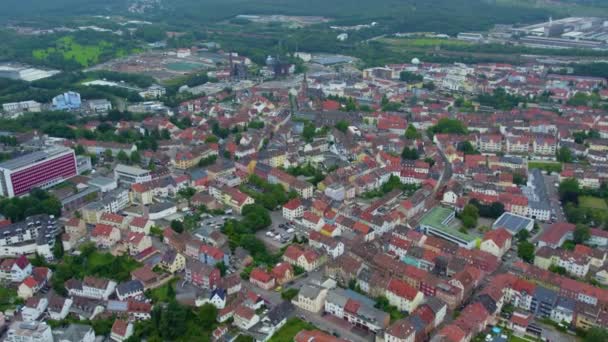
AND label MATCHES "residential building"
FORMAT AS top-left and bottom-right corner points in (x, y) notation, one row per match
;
(325, 288), (390, 333)
(5, 321), (53, 342)
(292, 284), (328, 313)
